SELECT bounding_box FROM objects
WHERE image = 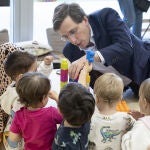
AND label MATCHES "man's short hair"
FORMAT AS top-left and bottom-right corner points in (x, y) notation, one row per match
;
(53, 3), (86, 31)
